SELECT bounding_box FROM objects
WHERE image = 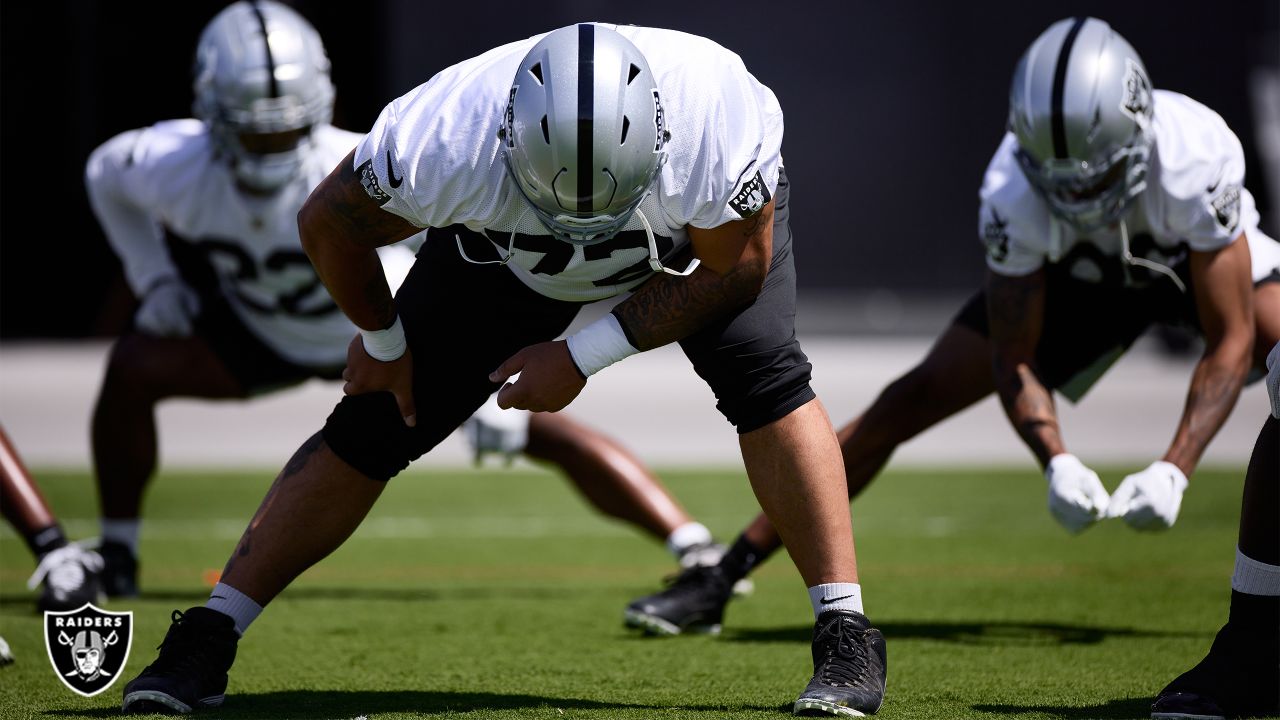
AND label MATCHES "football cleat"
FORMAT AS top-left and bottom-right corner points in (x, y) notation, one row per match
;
(624, 564), (734, 636)
(122, 608), (239, 714)
(27, 544), (105, 613)
(0, 635), (13, 666)
(1151, 620), (1279, 720)
(793, 610), (887, 717)
(677, 542), (755, 597)
(99, 540), (140, 598)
